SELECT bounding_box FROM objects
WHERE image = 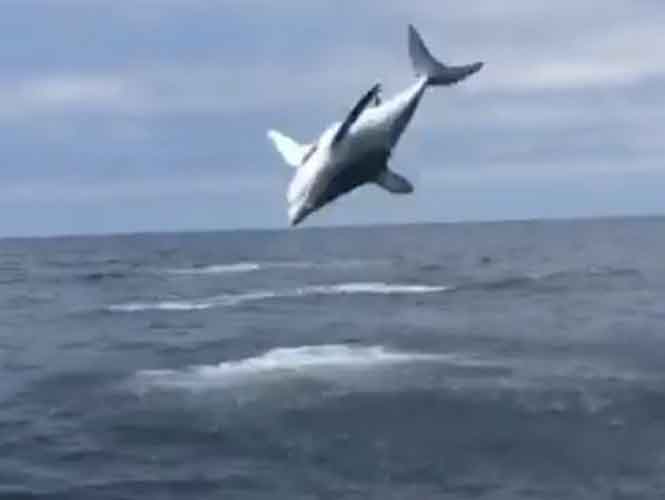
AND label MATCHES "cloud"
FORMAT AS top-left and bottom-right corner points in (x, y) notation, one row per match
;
(0, 173), (281, 204)
(20, 76), (129, 106)
(474, 62), (654, 92)
(0, 53), (394, 121)
(0, 75), (137, 120)
(2, 2), (663, 125)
